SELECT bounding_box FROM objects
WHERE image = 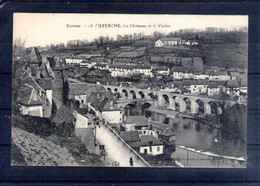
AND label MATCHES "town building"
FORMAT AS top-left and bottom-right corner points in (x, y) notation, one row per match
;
(149, 120), (176, 145)
(74, 108), (96, 153)
(17, 71), (52, 118)
(155, 37), (182, 47)
(120, 131), (141, 149)
(64, 57), (83, 66)
(123, 116), (149, 131)
(108, 64), (153, 78)
(182, 80), (208, 94)
(207, 70), (230, 81)
(224, 80), (240, 96)
(207, 82), (221, 97)
(139, 135), (164, 156)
